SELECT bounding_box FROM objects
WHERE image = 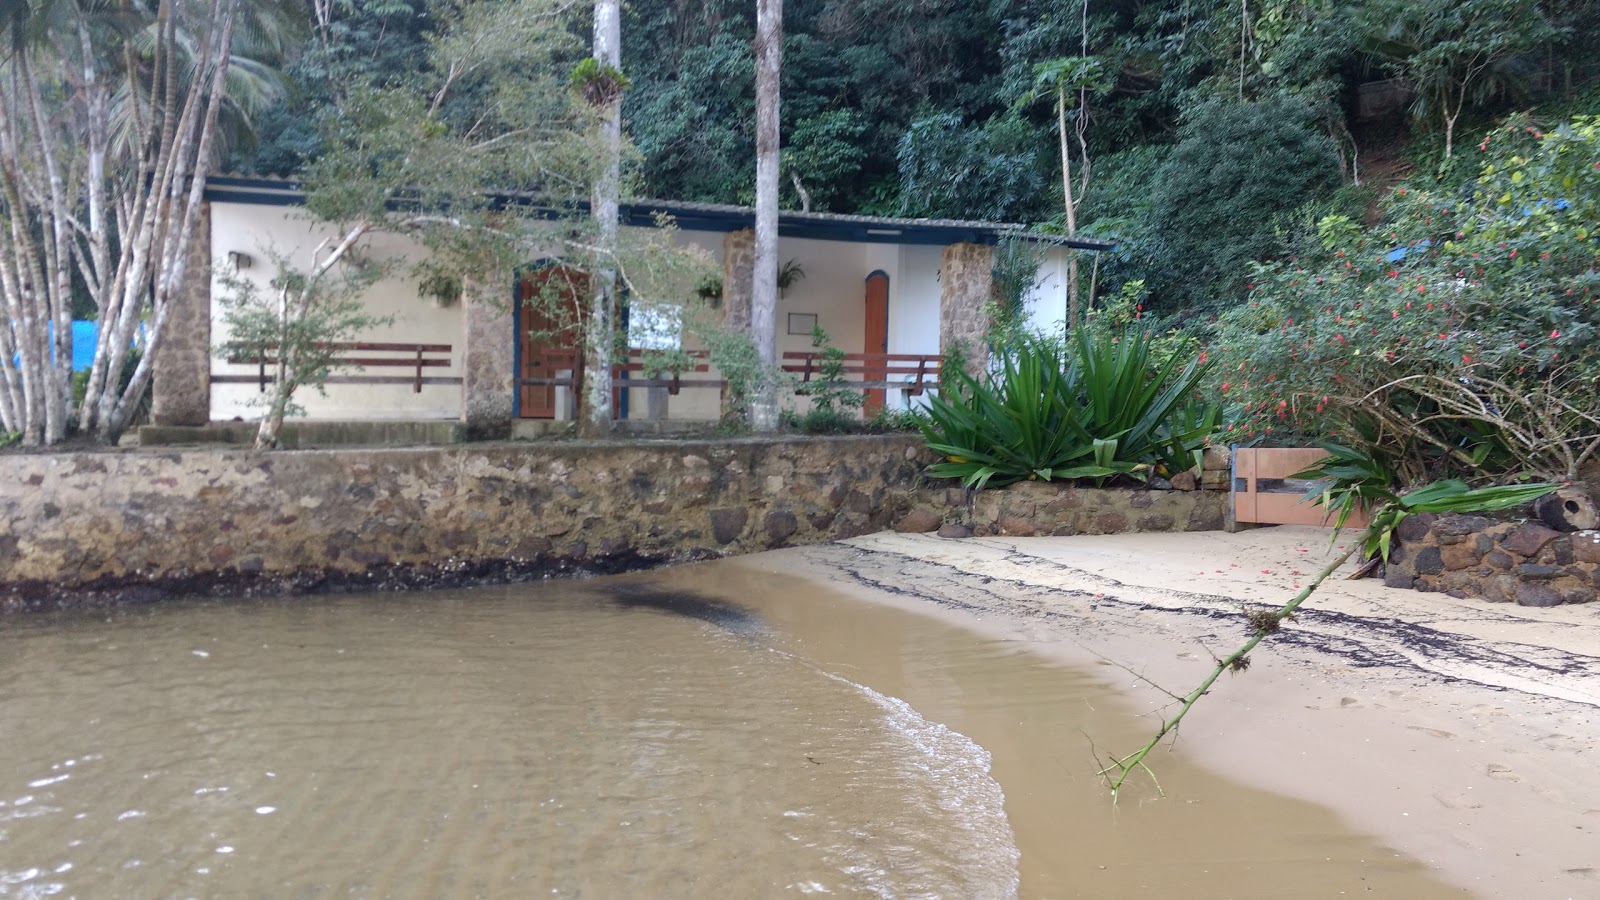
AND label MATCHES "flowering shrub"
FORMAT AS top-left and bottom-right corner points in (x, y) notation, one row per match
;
(1211, 114), (1600, 482)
